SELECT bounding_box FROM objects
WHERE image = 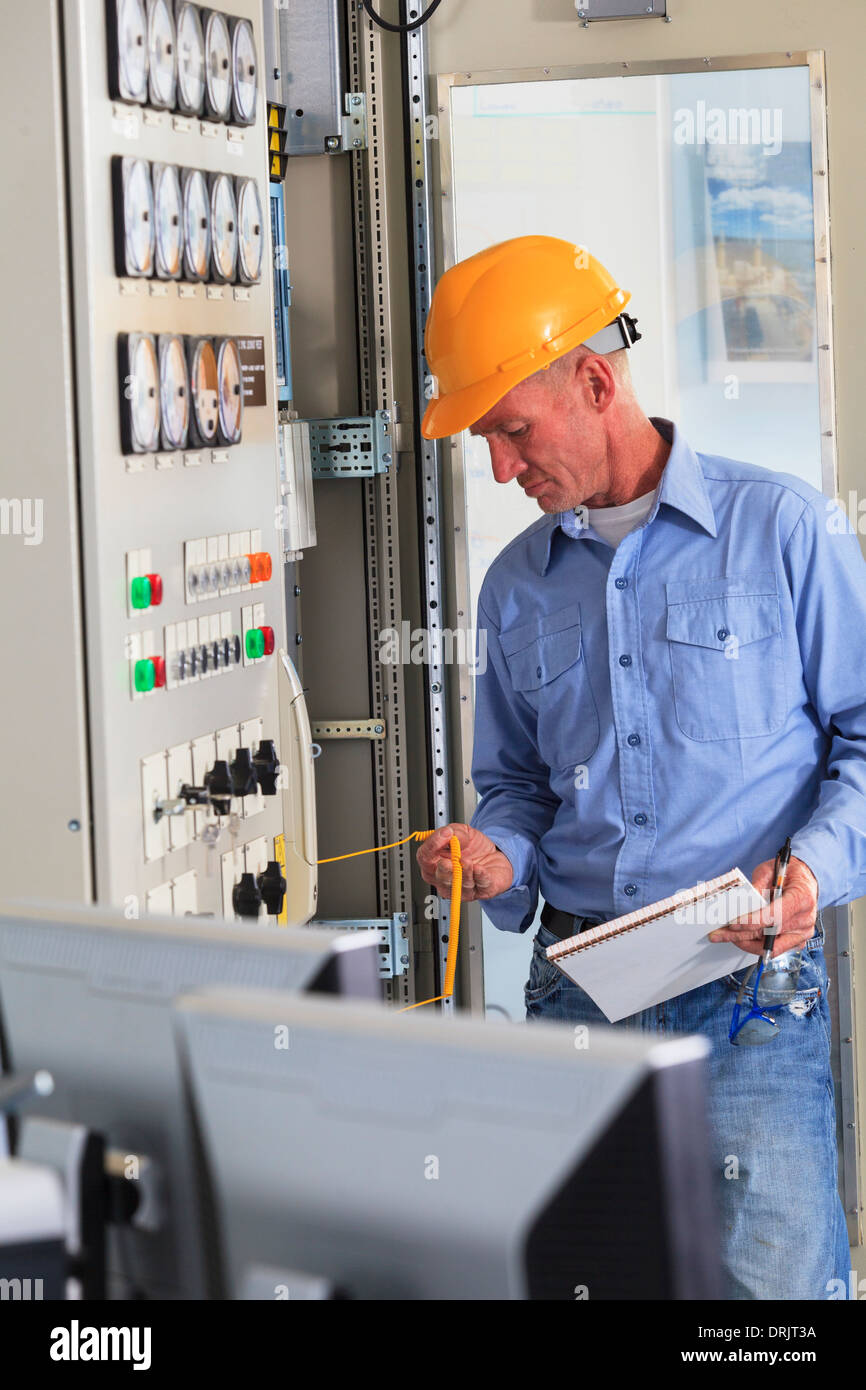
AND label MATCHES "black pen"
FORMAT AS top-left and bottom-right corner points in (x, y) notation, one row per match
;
(763, 836), (792, 964)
